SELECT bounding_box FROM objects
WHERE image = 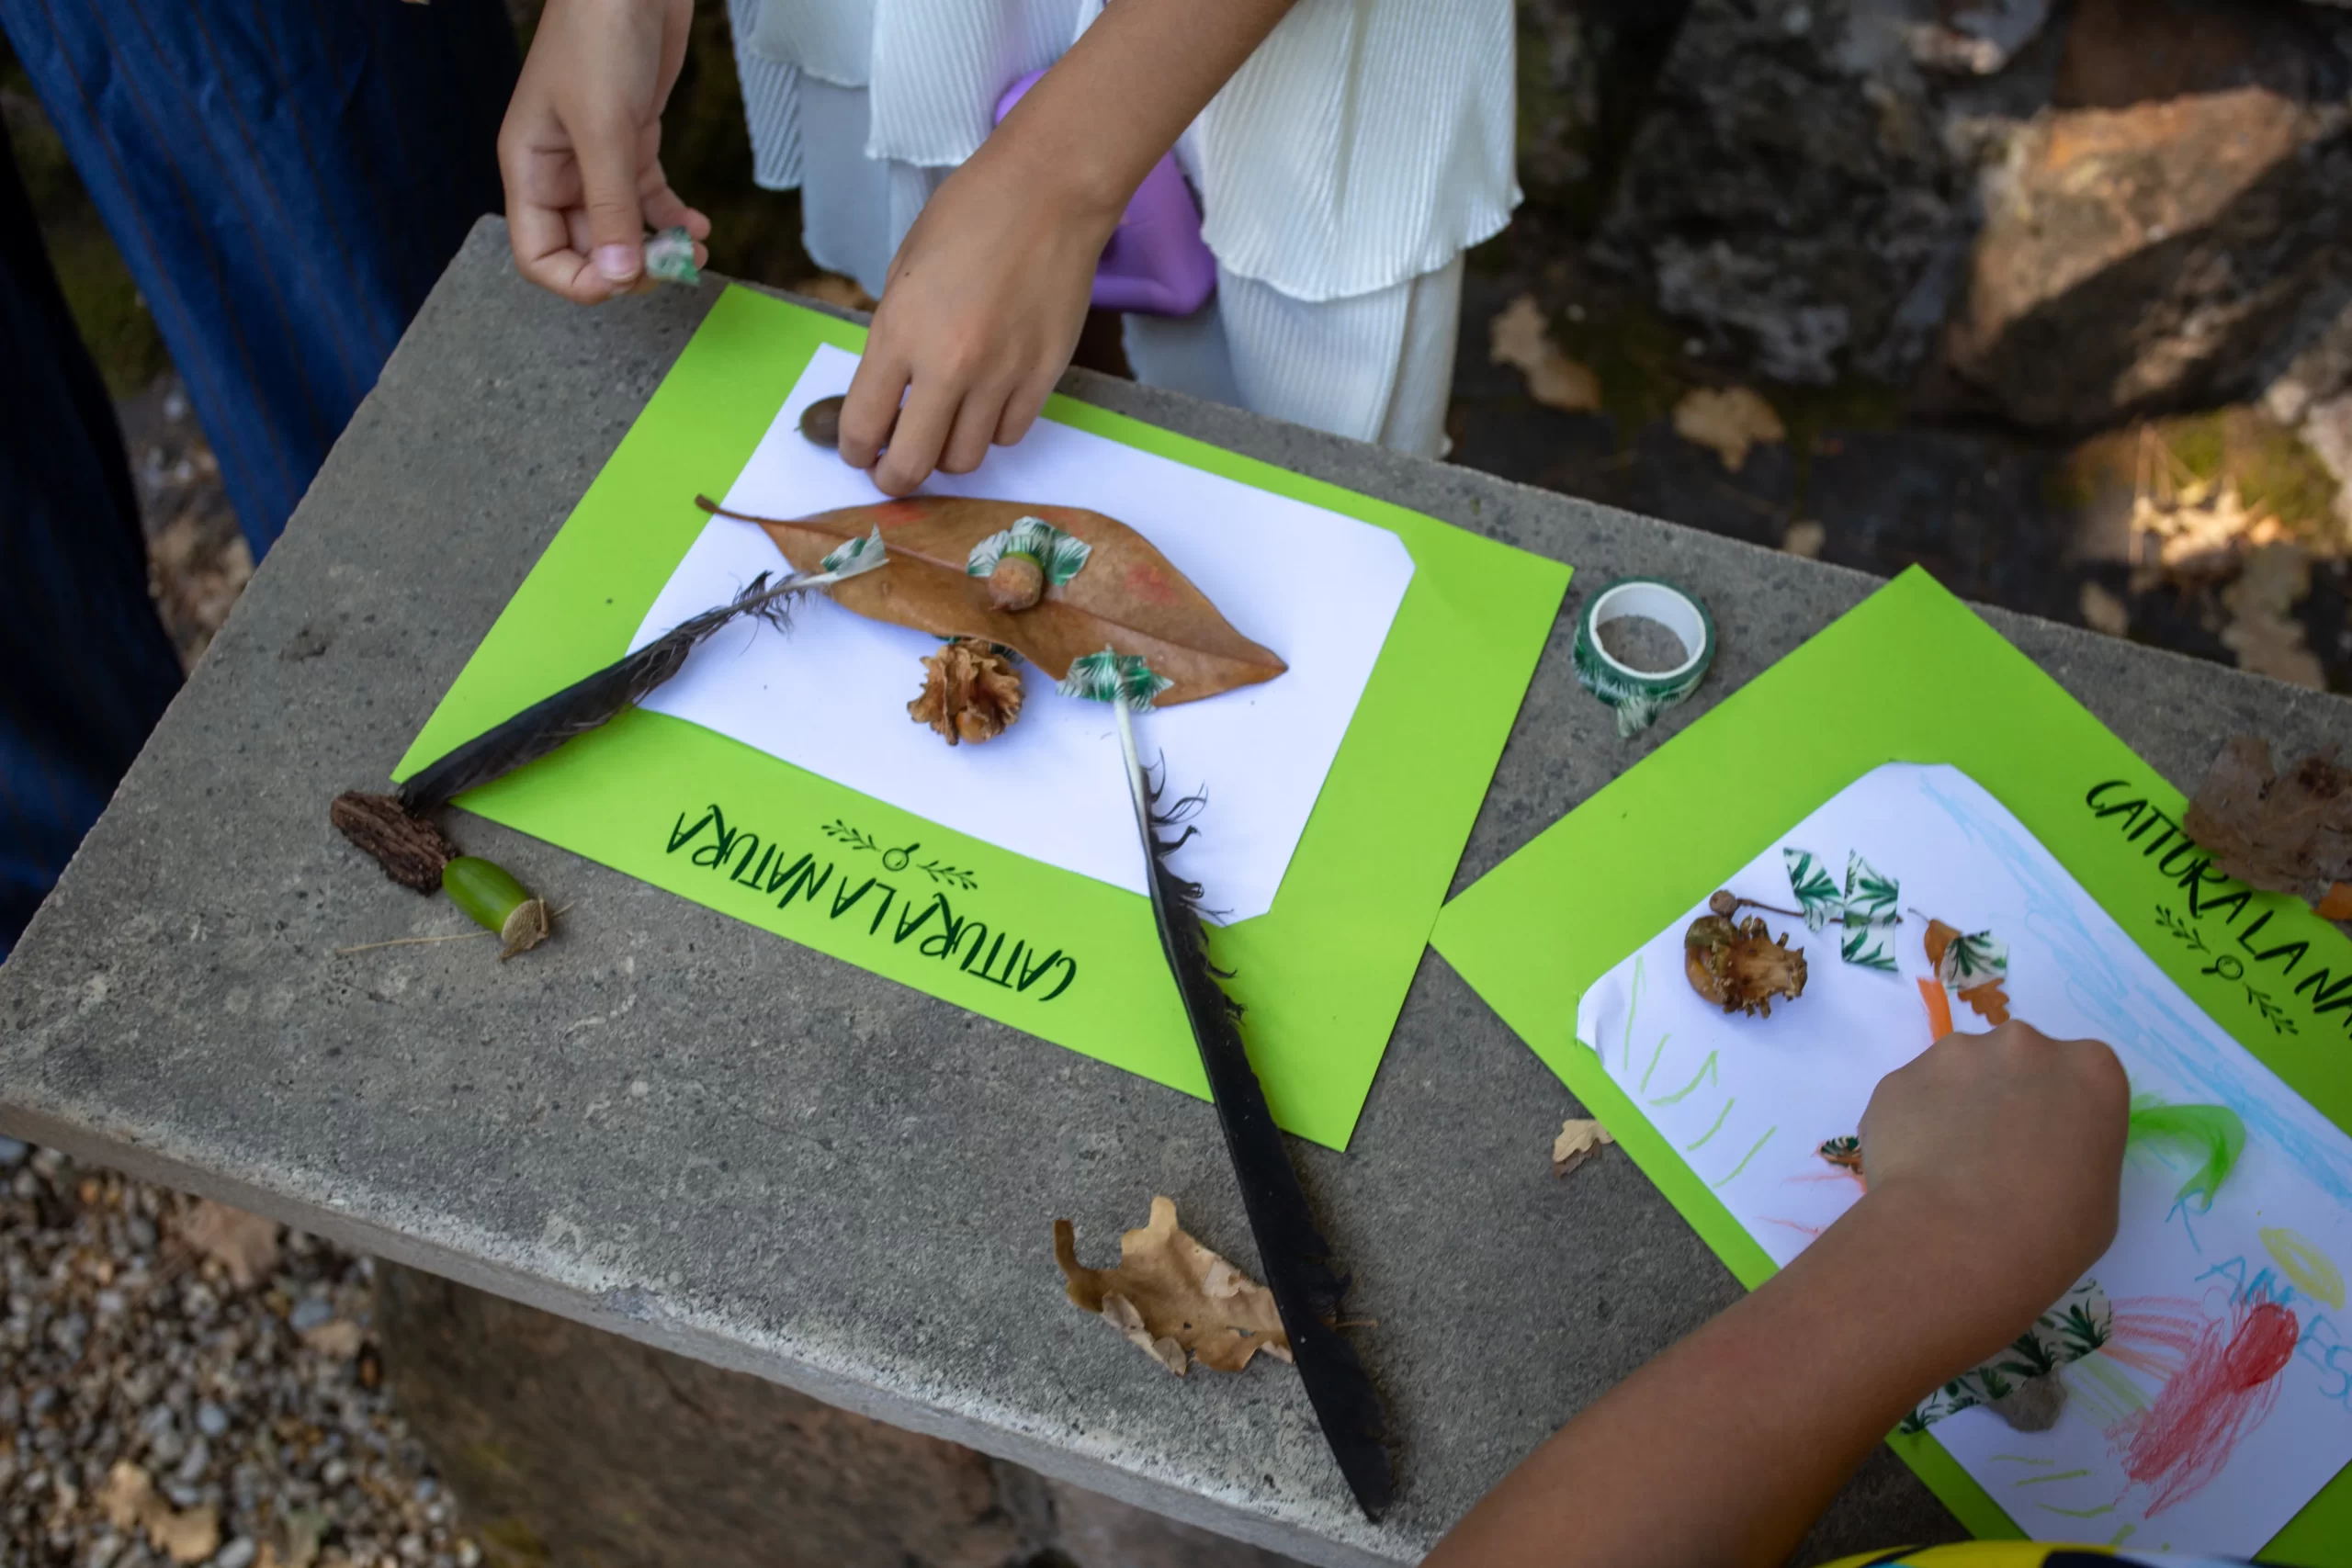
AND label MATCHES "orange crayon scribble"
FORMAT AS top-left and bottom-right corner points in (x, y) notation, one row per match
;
(1917, 976), (1954, 1041)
